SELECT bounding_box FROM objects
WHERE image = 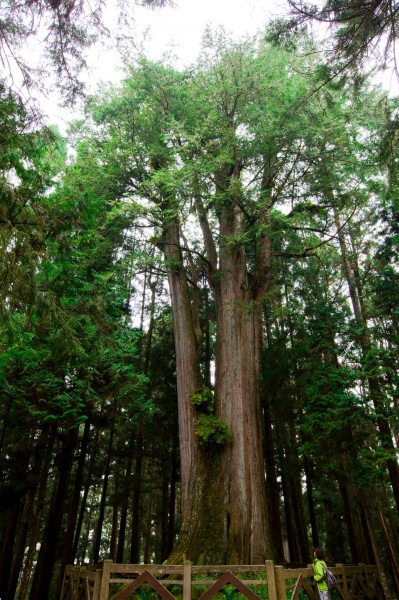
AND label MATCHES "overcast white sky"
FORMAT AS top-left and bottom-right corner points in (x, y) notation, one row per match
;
(96, 0), (286, 71)
(45, 0), (397, 130)
(47, 0), (288, 129)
